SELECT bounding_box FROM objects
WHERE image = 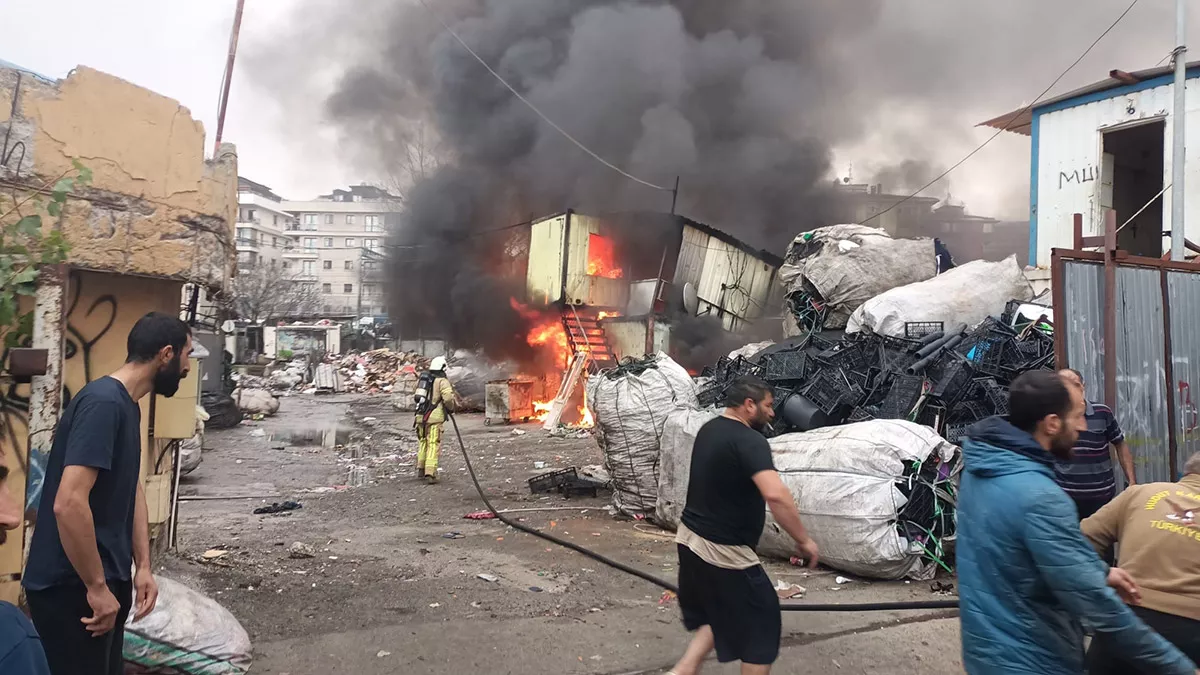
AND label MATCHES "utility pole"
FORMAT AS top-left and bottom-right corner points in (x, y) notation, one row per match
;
(213, 0), (246, 157)
(1171, 0), (1187, 261)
